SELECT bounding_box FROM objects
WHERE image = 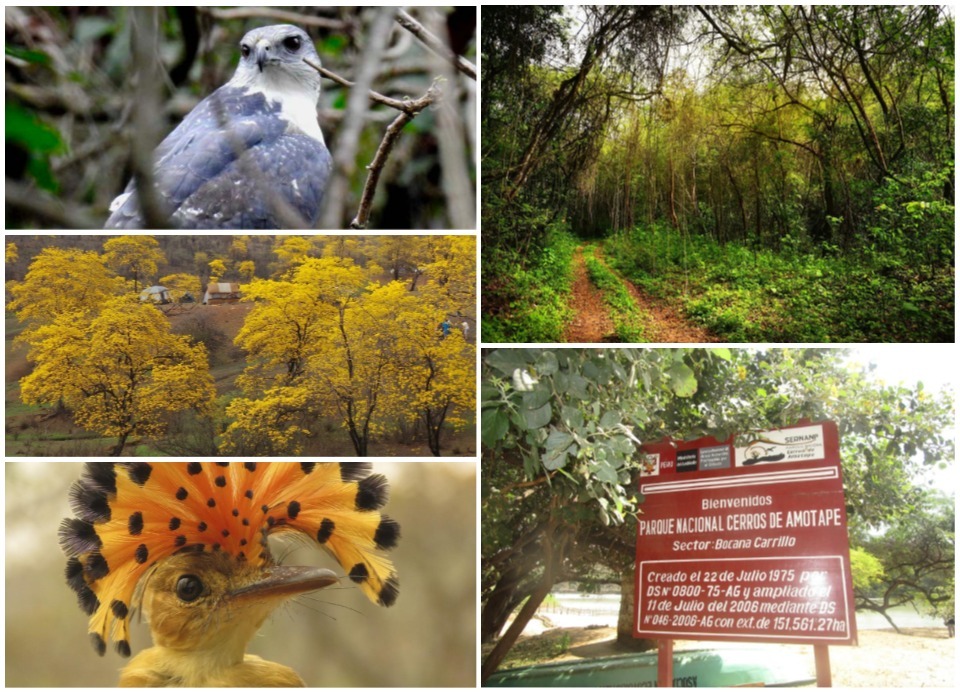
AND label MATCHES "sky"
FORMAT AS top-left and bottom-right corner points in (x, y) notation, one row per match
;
(845, 344), (955, 394)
